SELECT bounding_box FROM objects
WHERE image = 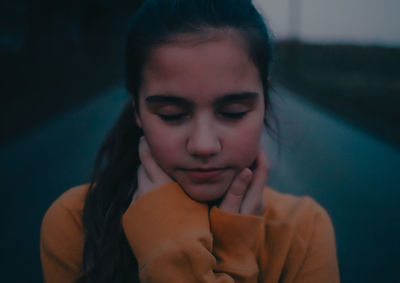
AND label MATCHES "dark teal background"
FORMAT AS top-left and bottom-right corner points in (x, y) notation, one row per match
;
(1, 1), (399, 282)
